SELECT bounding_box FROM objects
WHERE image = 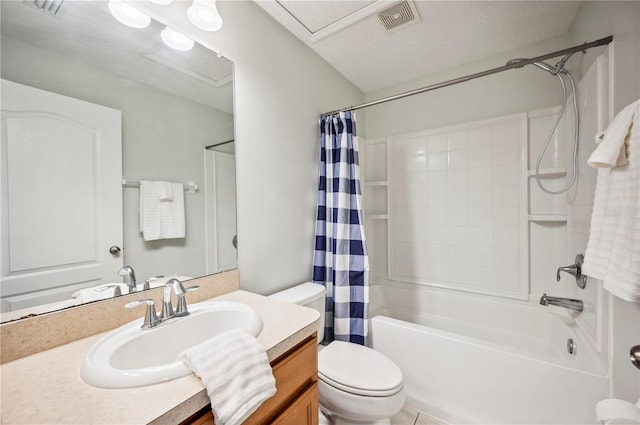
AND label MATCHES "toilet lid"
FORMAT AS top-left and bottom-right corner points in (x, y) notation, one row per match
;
(318, 341), (403, 397)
